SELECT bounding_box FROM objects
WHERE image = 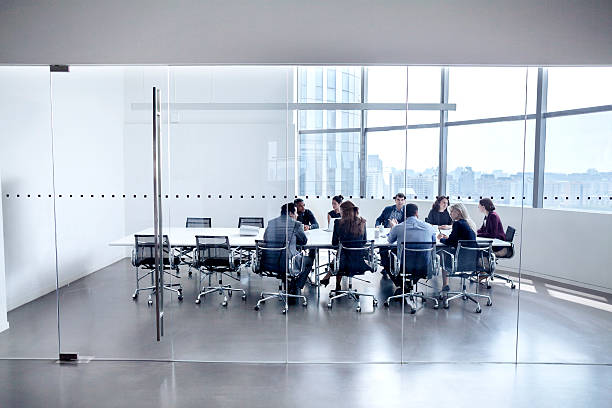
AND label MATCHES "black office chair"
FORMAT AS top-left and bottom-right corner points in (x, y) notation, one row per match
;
(491, 225), (516, 289)
(238, 217), (264, 228)
(131, 235), (183, 306)
(193, 236), (246, 306)
(186, 217), (212, 228)
(440, 240), (494, 313)
(182, 217), (212, 276)
(252, 240), (308, 314)
(385, 242), (440, 313)
(327, 240), (378, 312)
